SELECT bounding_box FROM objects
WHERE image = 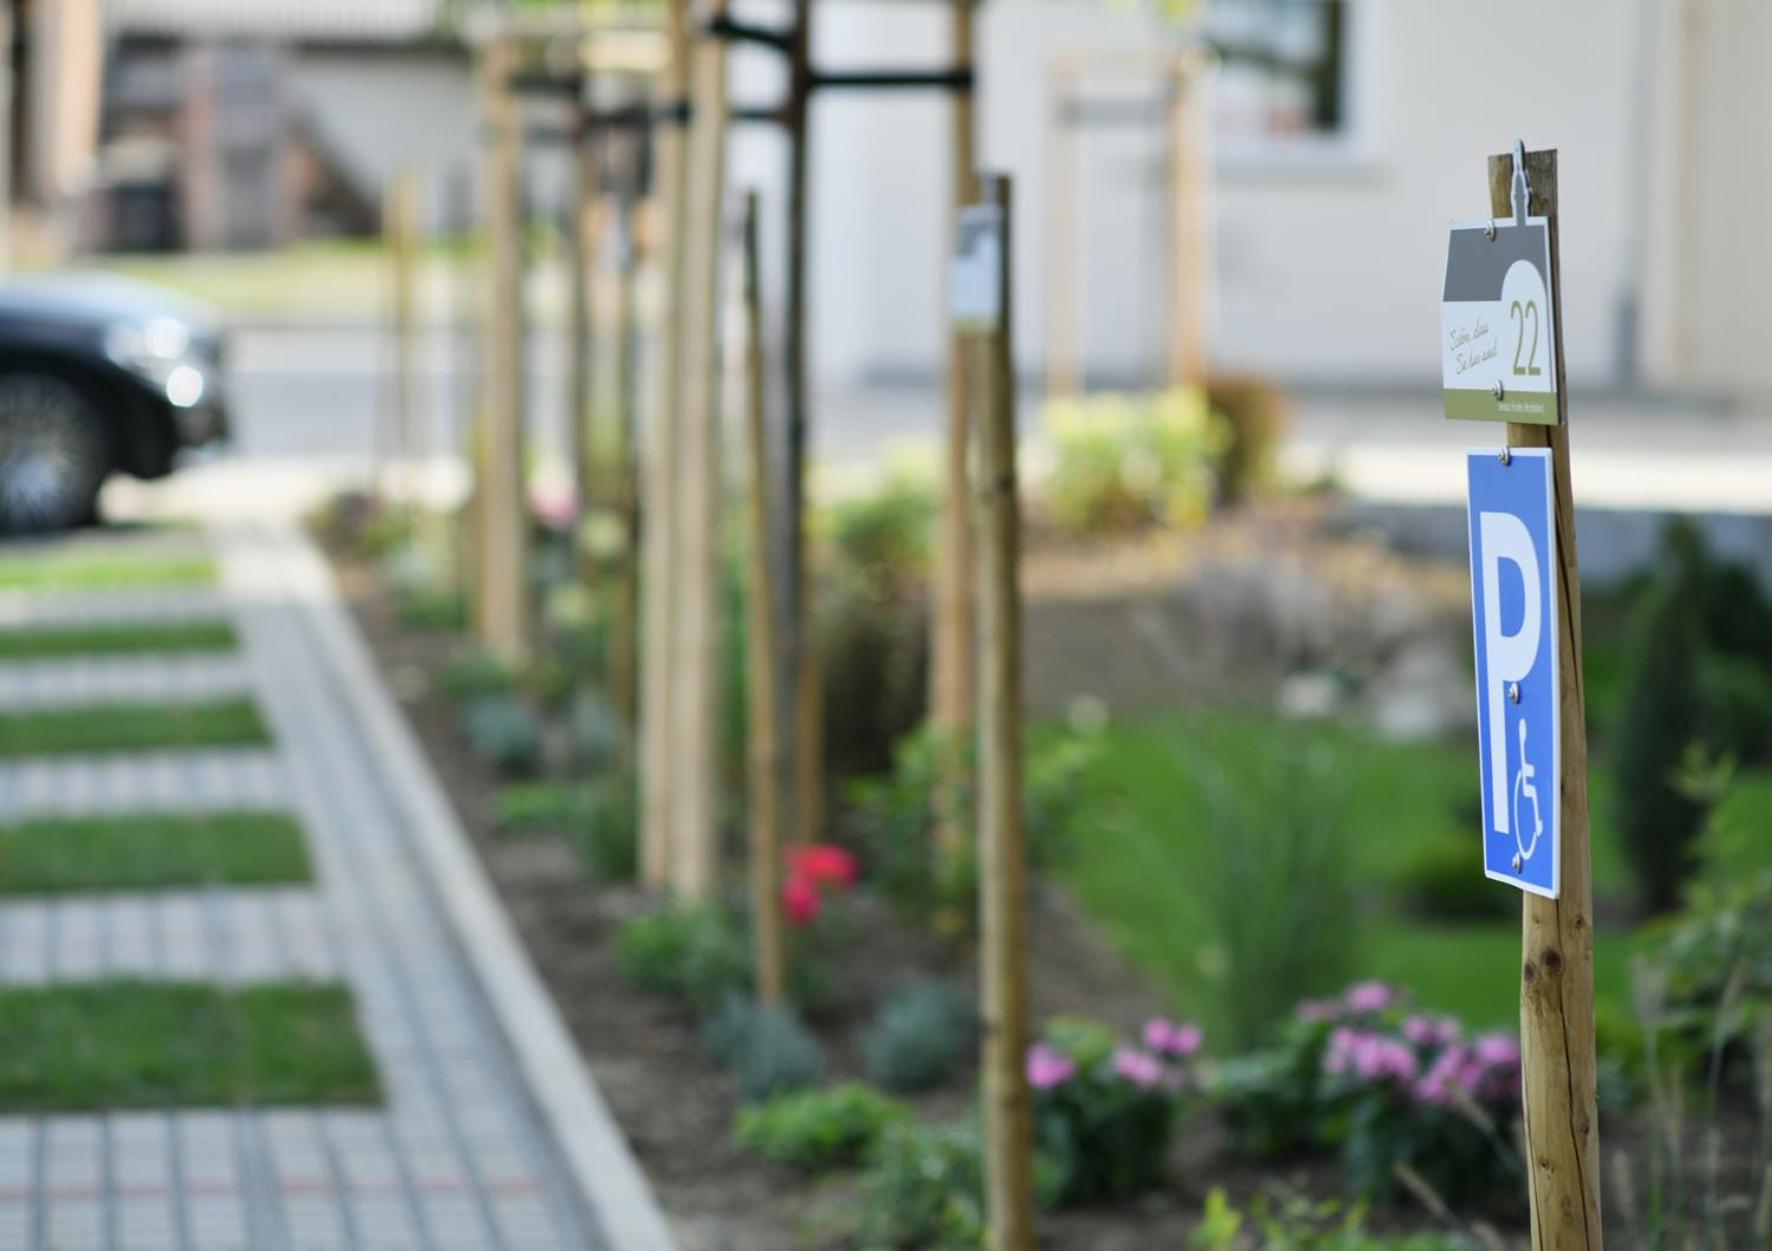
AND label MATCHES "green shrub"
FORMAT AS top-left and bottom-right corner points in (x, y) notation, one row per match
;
(491, 773), (636, 882)
(459, 695), (542, 776)
(439, 648), (518, 703)
(615, 906), (750, 1009)
(398, 586), (466, 632)
(1042, 387), (1228, 536)
(1392, 838), (1510, 922)
(734, 1082), (907, 1171)
(824, 471), (935, 599)
(817, 568), (929, 784)
(1212, 986), (1522, 1209)
(1699, 651), (1772, 766)
(855, 1121), (989, 1250)
(1615, 524), (1711, 915)
(1191, 1187), (1481, 1251)
(1191, 735), (1357, 1050)
(863, 979), (976, 1093)
(702, 994), (826, 1102)
(567, 692), (625, 770)
(844, 728), (1095, 935)
(1638, 868), (1772, 1086)
(1205, 376), (1288, 507)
